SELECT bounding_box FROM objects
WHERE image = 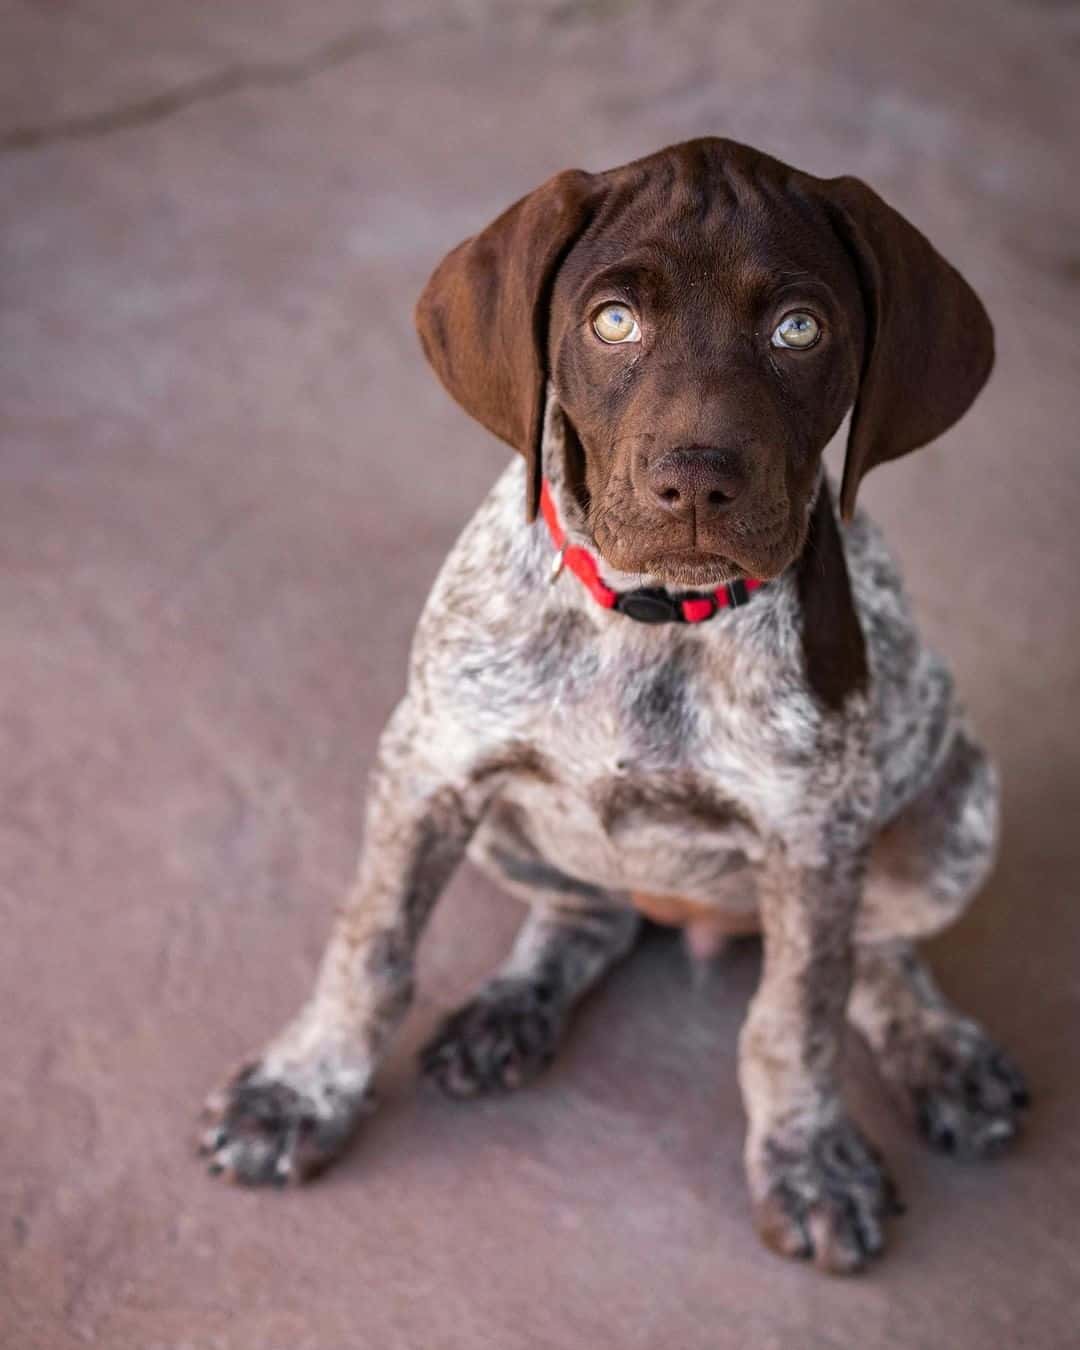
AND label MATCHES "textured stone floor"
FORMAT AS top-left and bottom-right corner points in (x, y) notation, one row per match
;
(2, 1), (1078, 1346)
